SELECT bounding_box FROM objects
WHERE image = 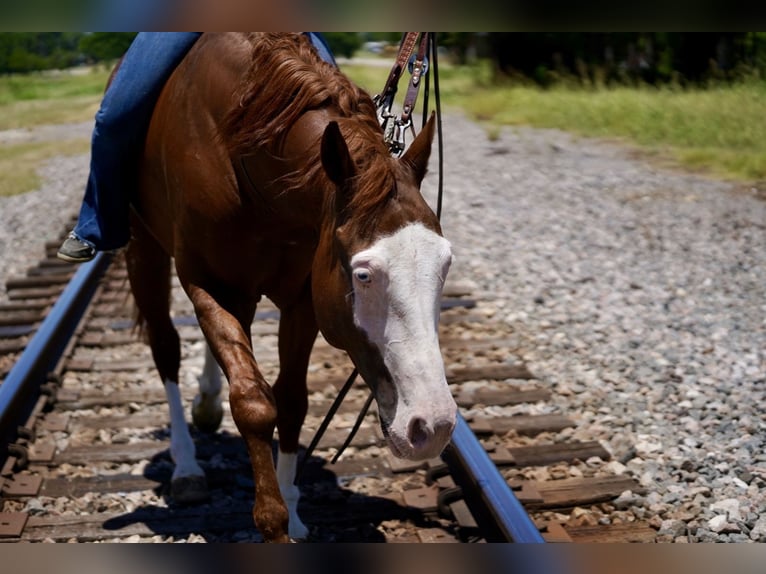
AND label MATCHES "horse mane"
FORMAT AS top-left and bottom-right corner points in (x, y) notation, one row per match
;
(221, 33), (398, 231)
